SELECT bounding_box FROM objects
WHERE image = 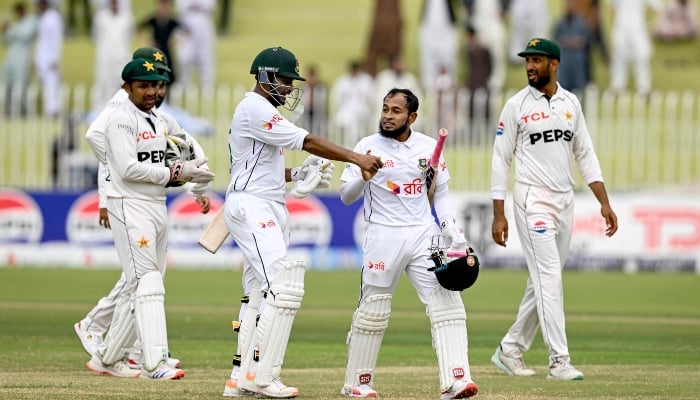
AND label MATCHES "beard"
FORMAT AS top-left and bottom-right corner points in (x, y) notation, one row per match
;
(379, 120), (409, 139)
